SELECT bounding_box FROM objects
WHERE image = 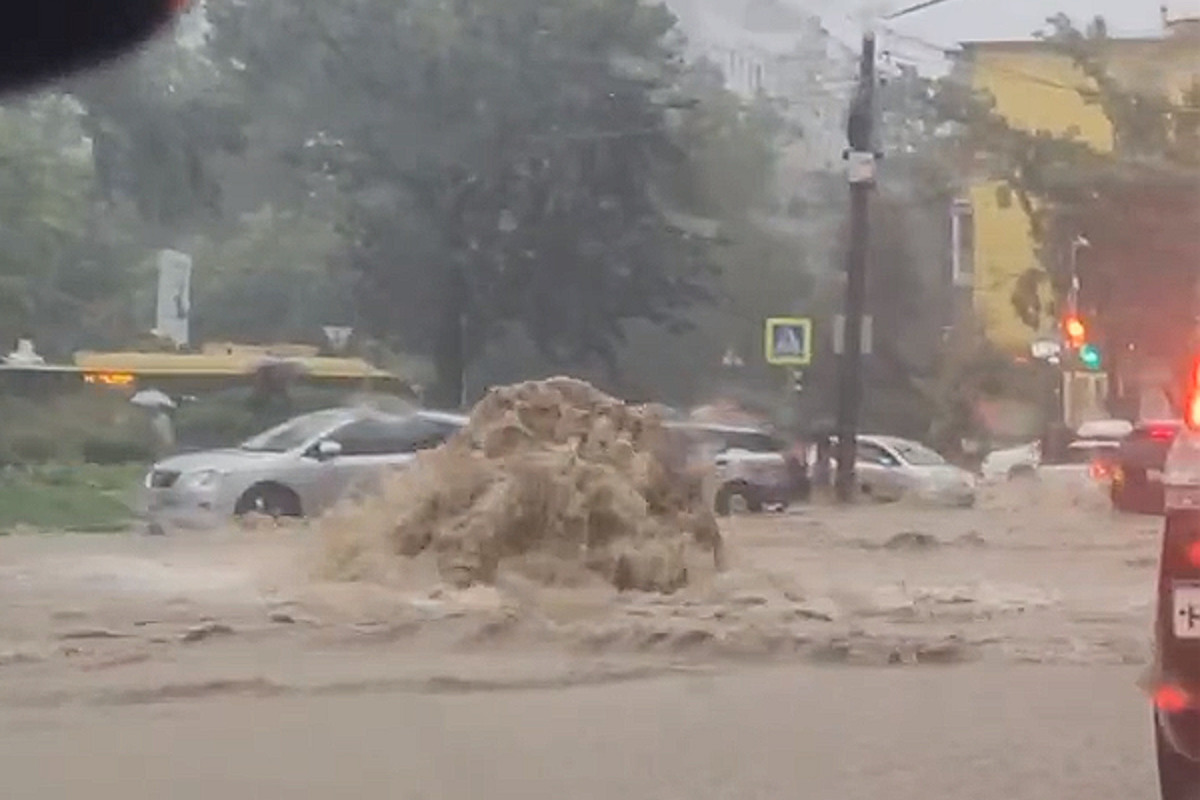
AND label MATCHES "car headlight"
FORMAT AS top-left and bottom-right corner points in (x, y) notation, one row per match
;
(183, 469), (225, 490)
